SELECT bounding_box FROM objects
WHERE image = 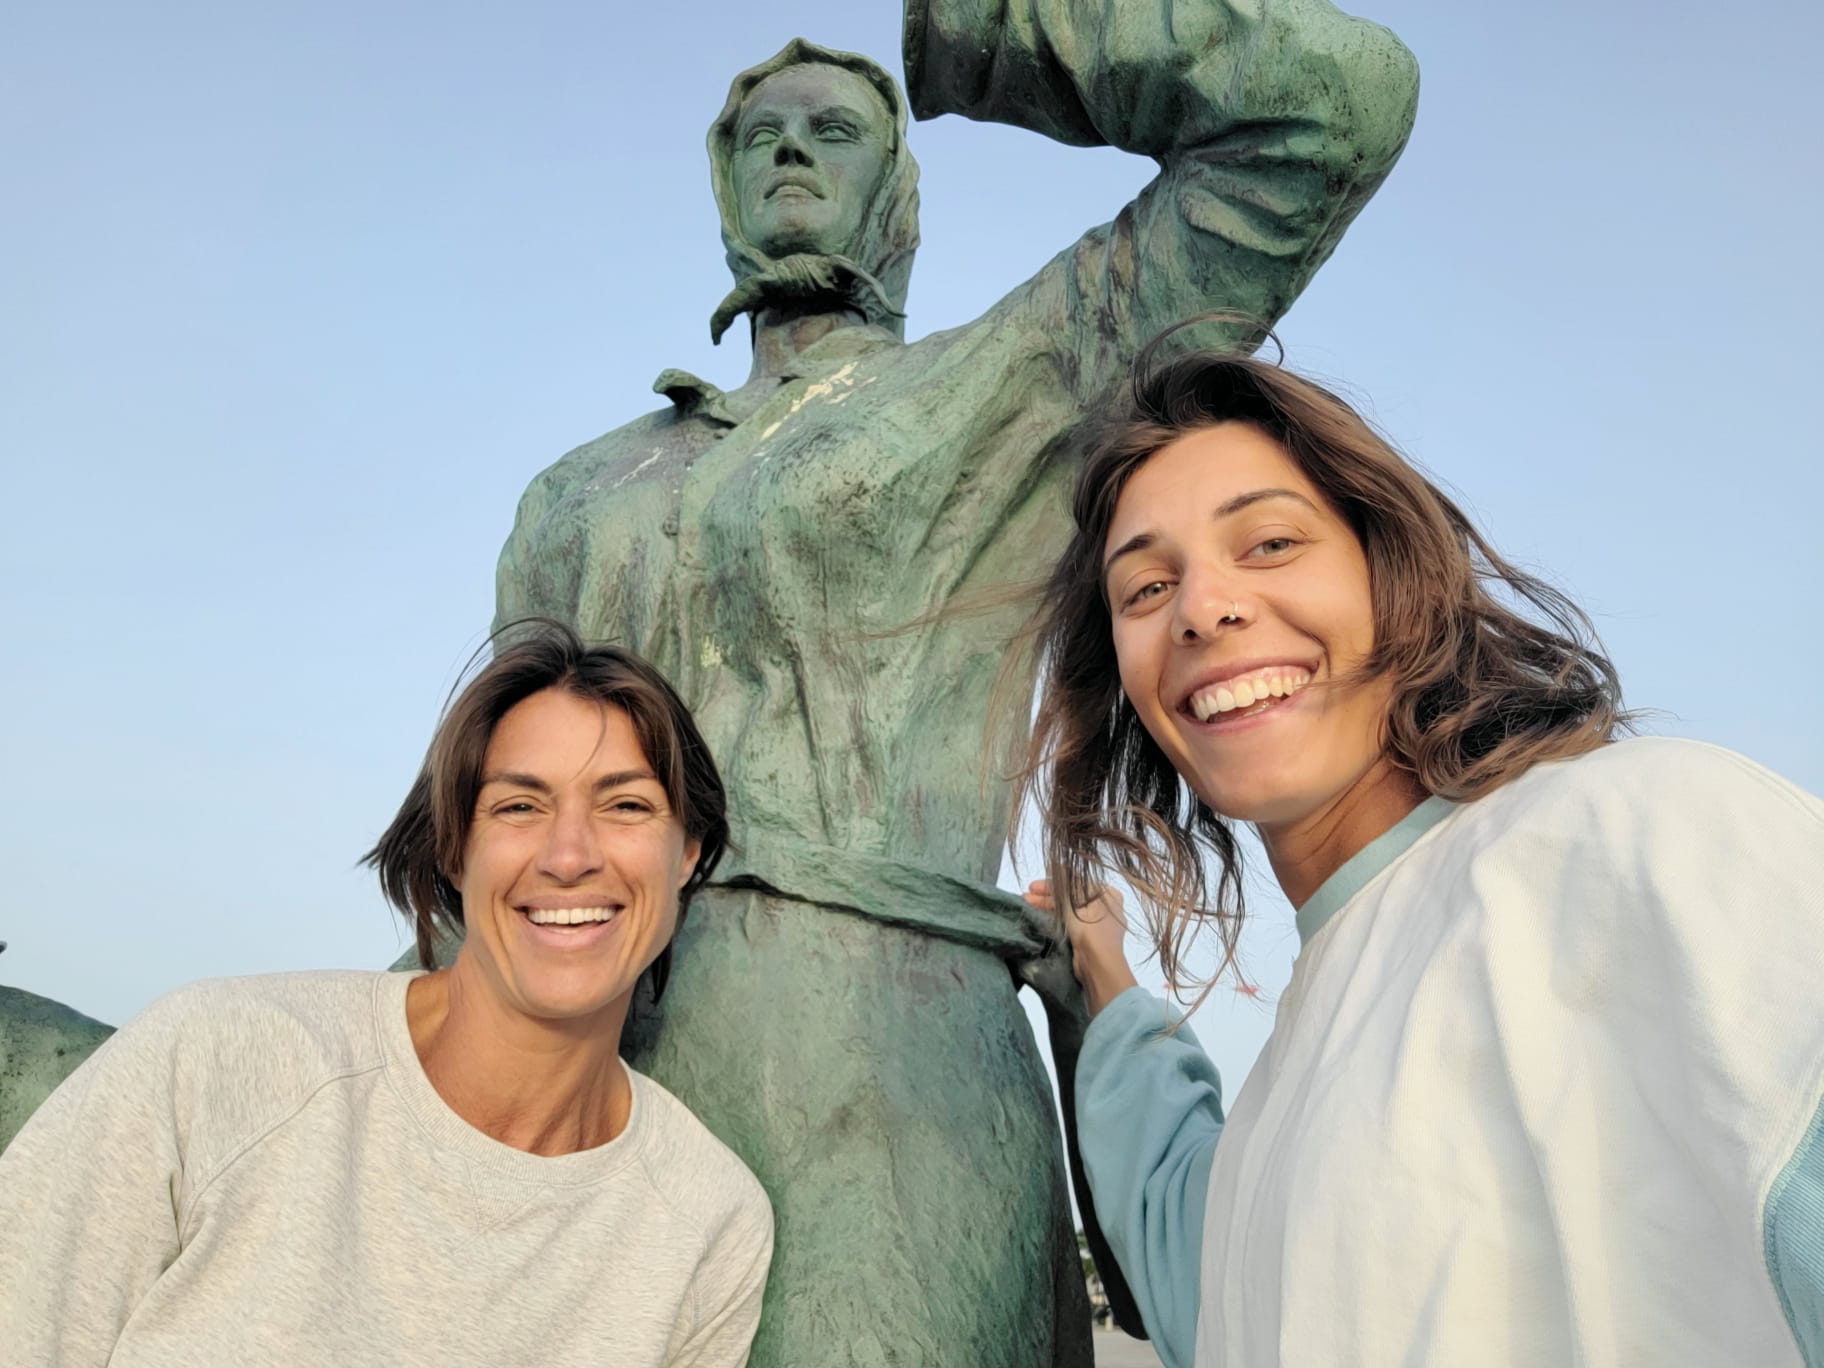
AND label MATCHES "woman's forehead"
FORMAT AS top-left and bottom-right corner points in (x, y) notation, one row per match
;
(1110, 426), (1308, 528)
